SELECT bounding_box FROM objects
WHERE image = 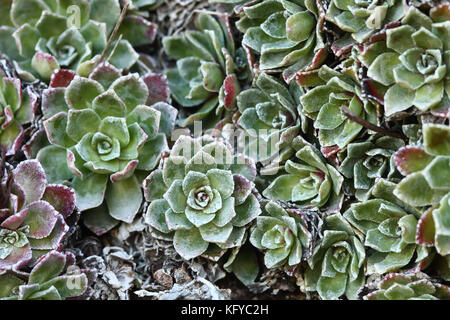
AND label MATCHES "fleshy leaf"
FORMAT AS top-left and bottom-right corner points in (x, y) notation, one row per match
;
(105, 175), (142, 223)
(173, 228), (209, 260)
(13, 160), (47, 205)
